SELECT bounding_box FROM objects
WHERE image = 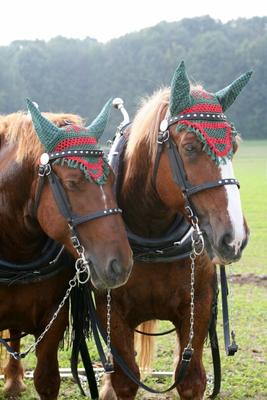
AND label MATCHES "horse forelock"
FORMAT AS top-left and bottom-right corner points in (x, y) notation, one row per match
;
(0, 112), (84, 163)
